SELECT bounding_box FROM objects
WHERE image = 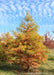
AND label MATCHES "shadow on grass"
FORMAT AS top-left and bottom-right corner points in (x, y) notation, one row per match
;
(0, 62), (20, 73)
(0, 62), (54, 75)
